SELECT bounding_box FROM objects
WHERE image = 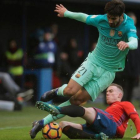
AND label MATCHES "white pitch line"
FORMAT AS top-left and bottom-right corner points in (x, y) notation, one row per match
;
(0, 126), (31, 130)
